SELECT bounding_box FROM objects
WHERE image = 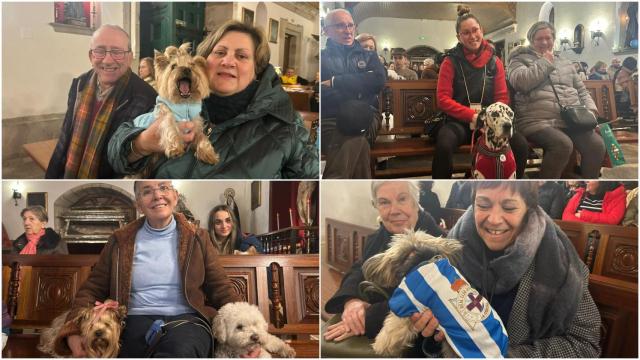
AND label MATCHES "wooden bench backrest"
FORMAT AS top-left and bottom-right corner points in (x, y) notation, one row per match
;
(376, 79), (618, 135)
(324, 218), (376, 274)
(2, 254), (319, 336)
